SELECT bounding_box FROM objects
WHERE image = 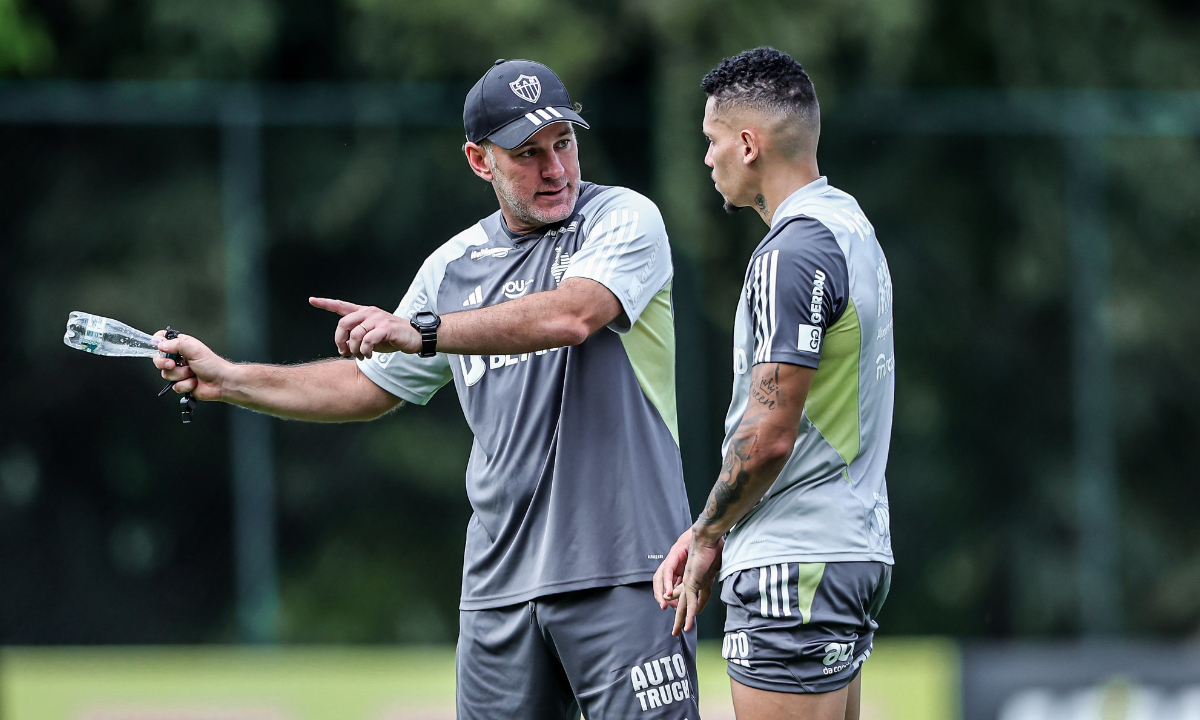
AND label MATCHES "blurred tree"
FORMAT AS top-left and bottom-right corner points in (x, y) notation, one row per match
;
(4, 0), (1200, 644)
(342, 0), (614, 85)
(0, 0), (53, 75)
(137, 0), (279, 78)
